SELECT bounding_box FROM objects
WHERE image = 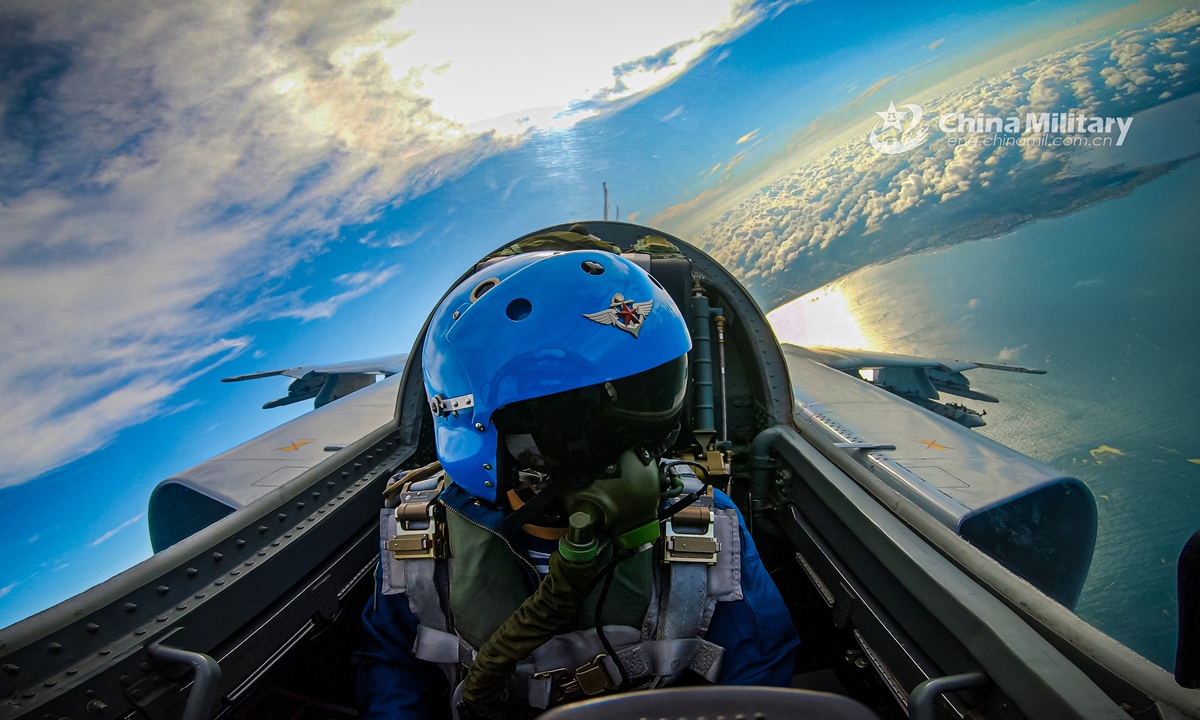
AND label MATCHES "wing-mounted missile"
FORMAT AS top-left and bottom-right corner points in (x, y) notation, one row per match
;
(926, 366), (1000, 403)
(221, 353), (408, 409)
(799, 346), (1044, 428)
